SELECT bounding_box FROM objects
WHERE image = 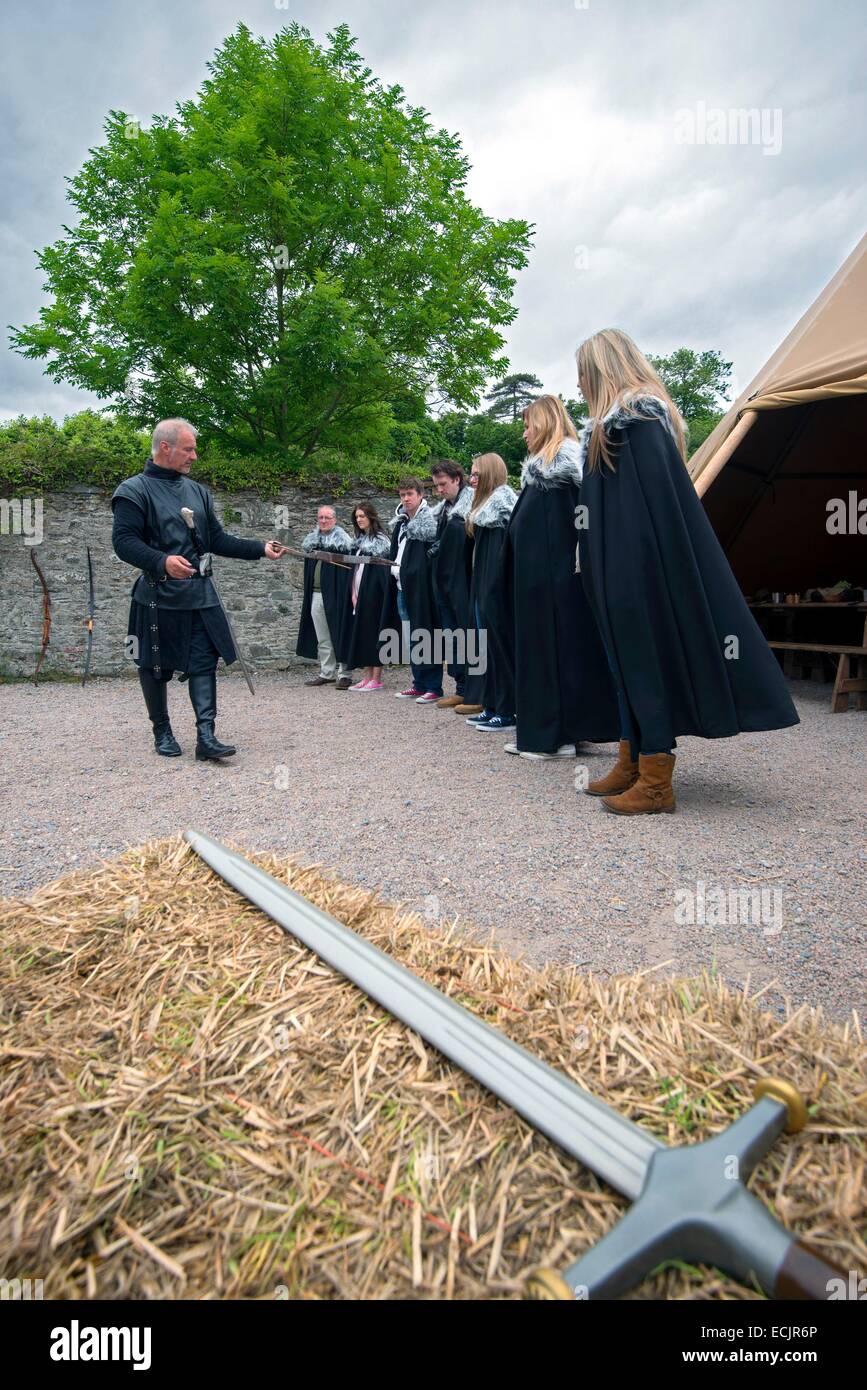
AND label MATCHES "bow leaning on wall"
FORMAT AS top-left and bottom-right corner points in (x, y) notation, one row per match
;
(30, 549), (51, 684)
